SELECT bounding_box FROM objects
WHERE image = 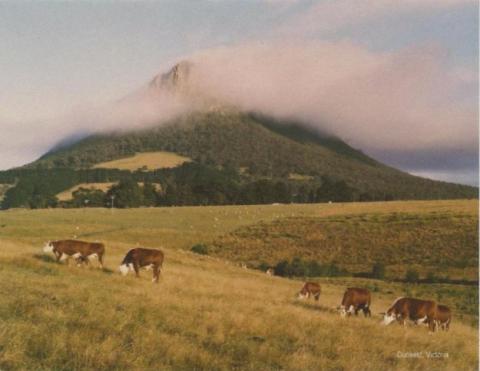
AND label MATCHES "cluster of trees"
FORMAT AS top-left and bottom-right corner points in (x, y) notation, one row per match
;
(2, 162), (381, 209)
(260, 257), (348, 278)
